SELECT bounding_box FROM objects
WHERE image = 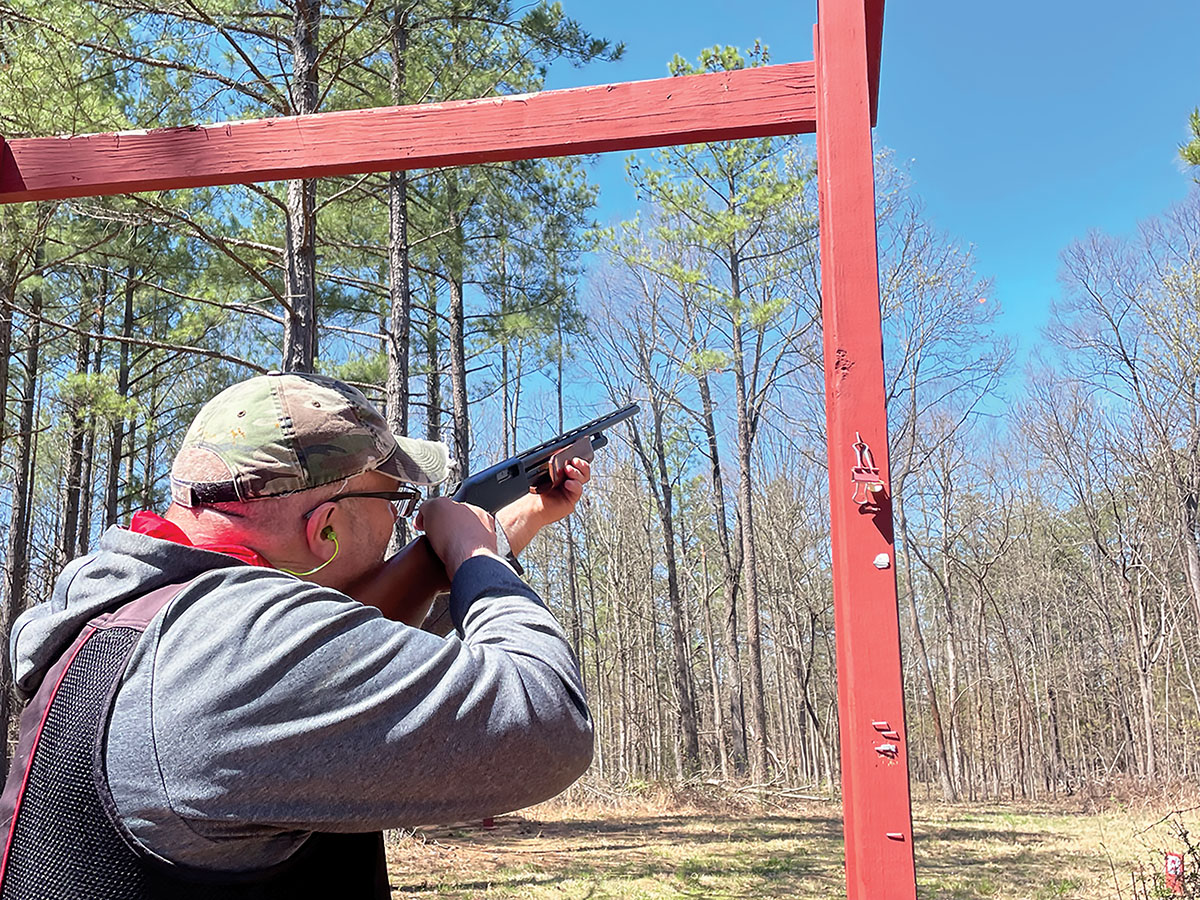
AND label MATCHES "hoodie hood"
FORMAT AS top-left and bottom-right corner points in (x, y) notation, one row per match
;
(11, 525), (244, 699)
